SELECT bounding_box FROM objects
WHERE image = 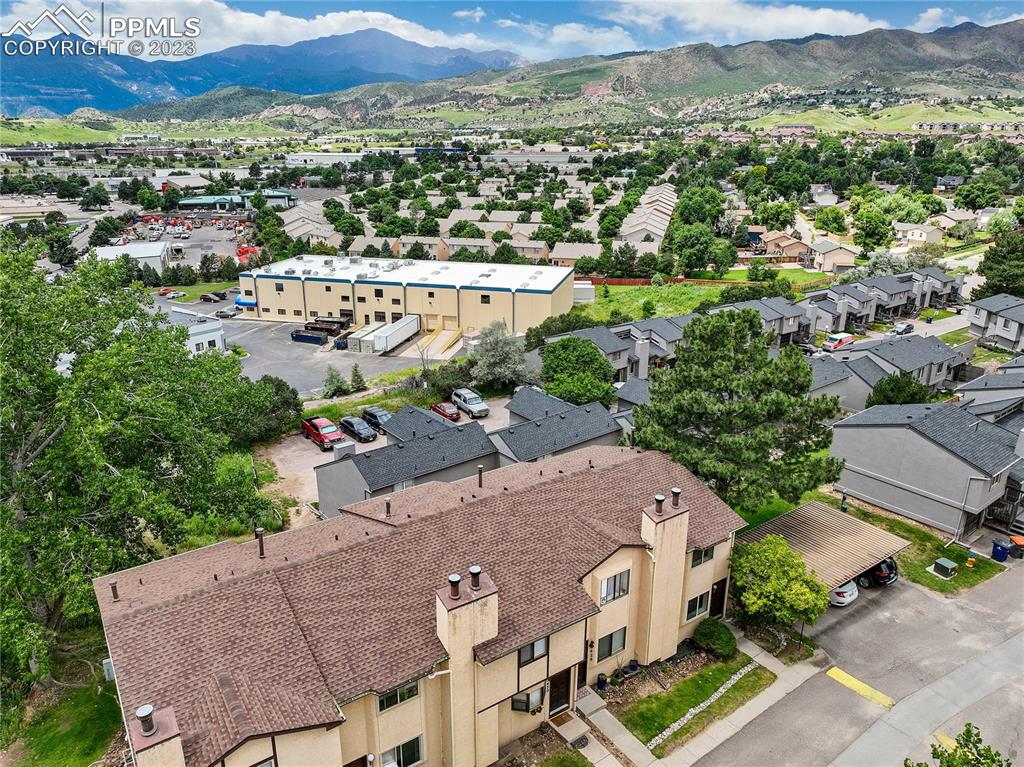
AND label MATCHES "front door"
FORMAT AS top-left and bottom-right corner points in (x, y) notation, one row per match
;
(710, 578), (727, 618)
(576, 640), (588, 689)
(548, 668), (571, 714)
